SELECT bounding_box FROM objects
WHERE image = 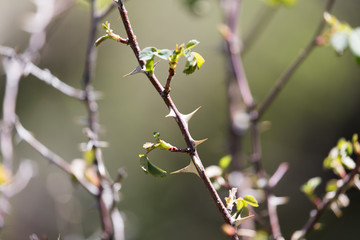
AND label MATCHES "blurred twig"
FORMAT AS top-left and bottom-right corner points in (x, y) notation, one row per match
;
(257, 0), (336, 119)
(81, 0), (124, 239)
(292, 155), (360, 240)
